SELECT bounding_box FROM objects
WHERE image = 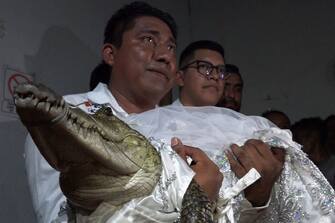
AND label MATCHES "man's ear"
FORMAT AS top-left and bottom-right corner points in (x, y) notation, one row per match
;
(176, 70), (185, 87)
(102, 43), (117, 66)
